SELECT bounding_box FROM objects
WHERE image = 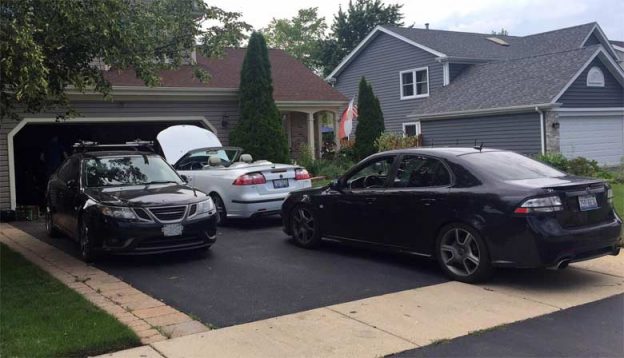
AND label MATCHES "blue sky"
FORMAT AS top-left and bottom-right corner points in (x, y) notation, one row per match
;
(210, 0), (624, 40)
